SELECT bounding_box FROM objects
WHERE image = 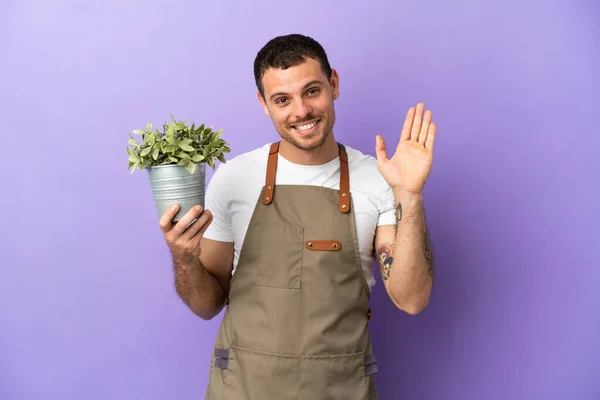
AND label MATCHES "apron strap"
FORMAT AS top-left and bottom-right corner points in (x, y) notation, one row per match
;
(262, 141), (350, 213)
(262, 142), (279, 205)
(338, 143), (350, 213)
